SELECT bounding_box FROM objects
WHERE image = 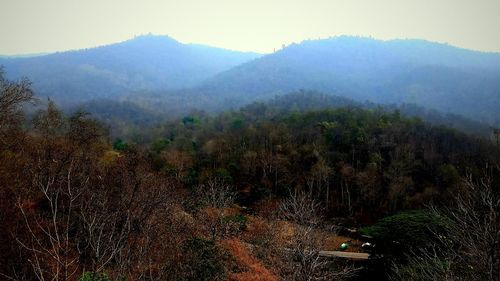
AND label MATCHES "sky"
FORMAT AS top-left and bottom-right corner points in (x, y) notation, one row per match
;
(1, 0), (499, 55)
